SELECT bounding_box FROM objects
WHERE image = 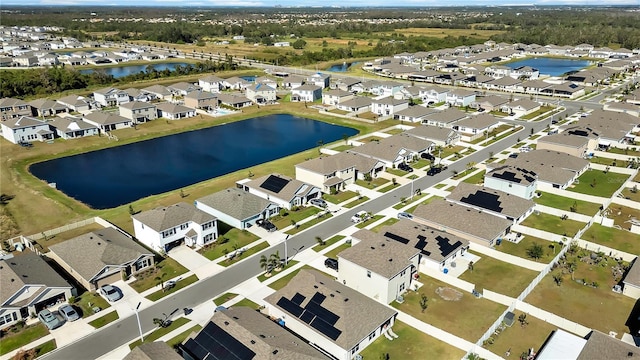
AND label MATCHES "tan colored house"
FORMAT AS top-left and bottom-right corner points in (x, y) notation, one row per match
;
(184, 90), (218, 110)
(0, 97), (31, 121)
(622, 258), (640, 299)
(48, 228), (155, 291)
(536, 131), (594, 158)
(119, 101), (158, 123)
